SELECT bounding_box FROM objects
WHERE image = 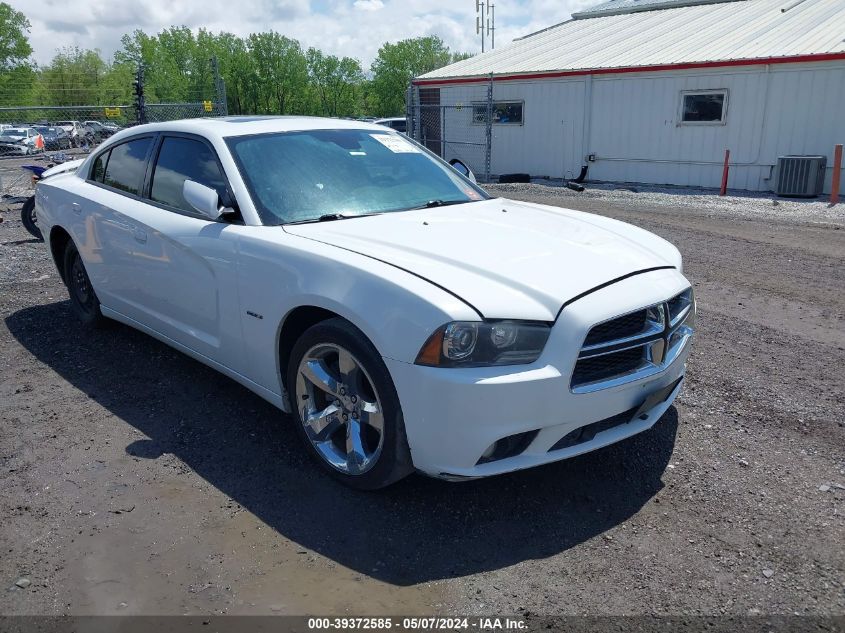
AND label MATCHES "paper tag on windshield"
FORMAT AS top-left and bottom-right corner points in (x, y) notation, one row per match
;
(370, 134), (420, 153)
